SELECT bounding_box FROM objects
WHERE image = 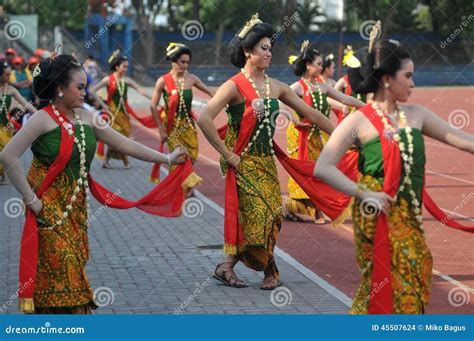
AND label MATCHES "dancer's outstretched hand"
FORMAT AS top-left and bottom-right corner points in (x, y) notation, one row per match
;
(225, 152), (240, 169)
(170, 145), (188, 165)
(26, 198), (43, 215)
